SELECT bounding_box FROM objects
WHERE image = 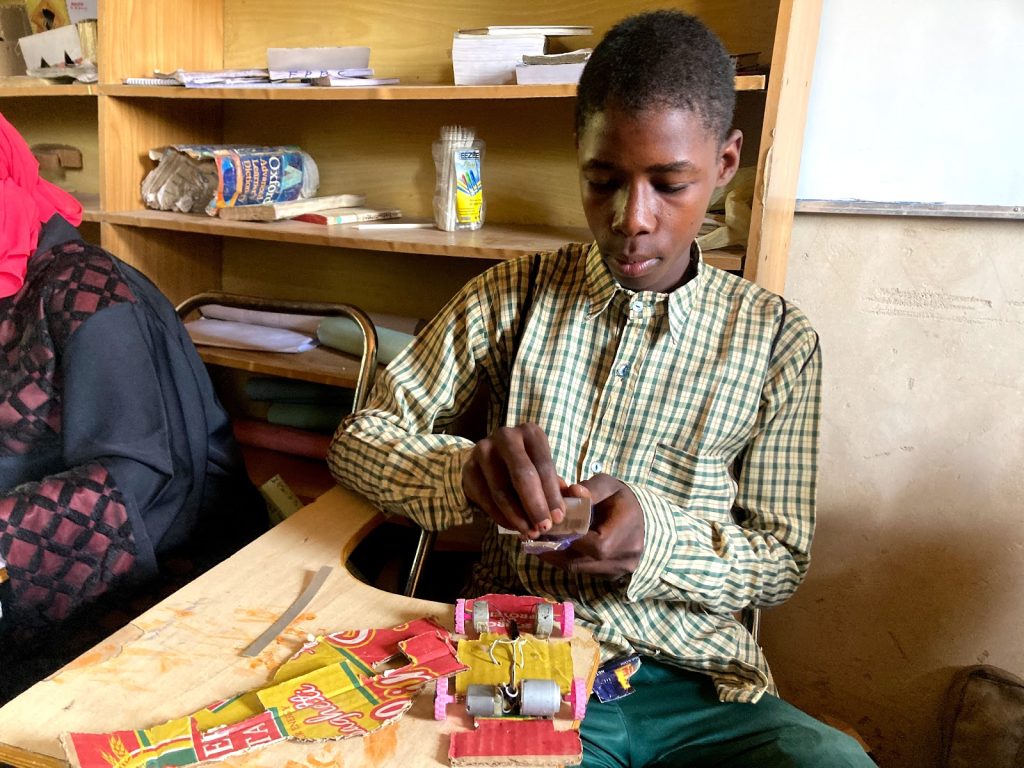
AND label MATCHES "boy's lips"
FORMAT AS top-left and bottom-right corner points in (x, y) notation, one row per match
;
(612, 255), (659, 278)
